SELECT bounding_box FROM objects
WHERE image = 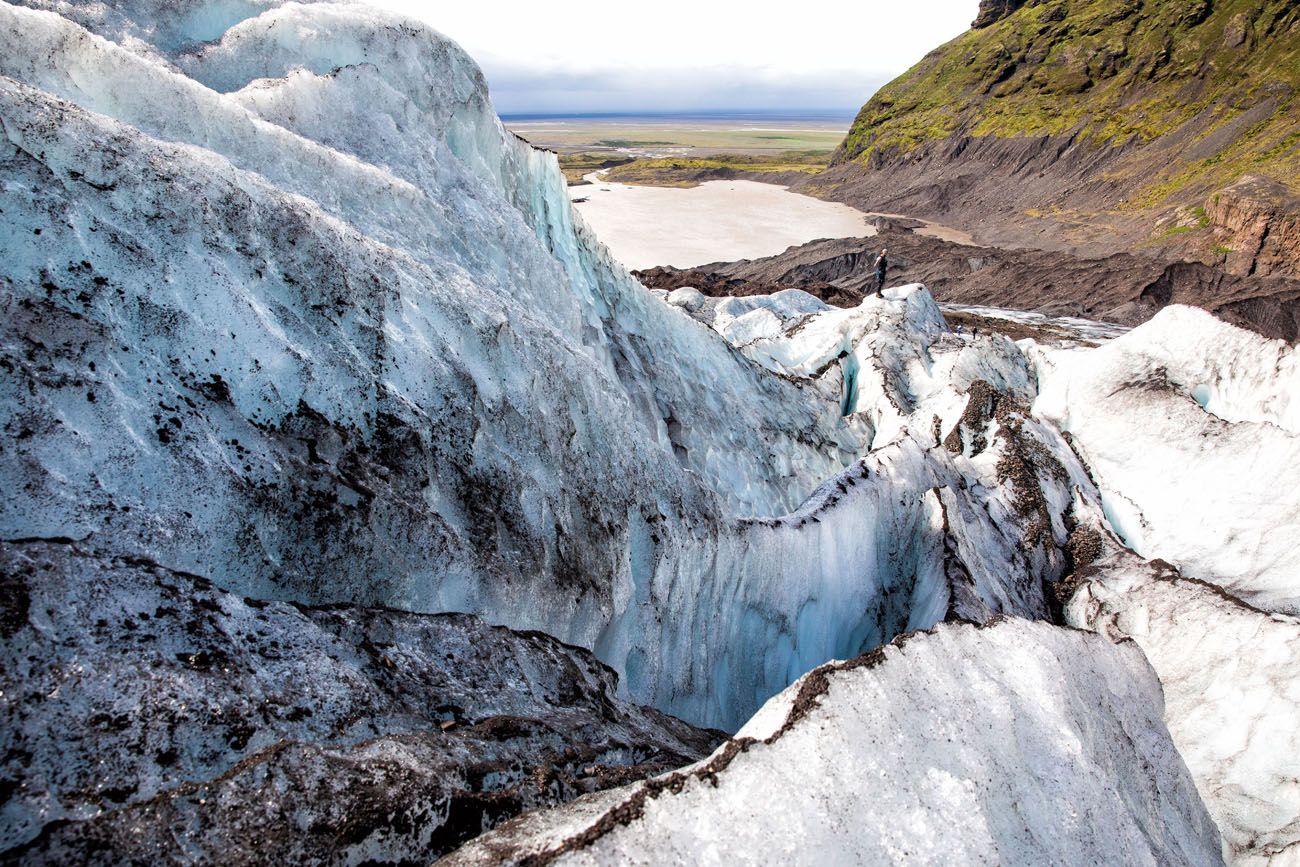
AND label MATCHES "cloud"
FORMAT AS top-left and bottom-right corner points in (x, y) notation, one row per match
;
(477, 60), (891, 114)
(362, 0), (978, 113)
